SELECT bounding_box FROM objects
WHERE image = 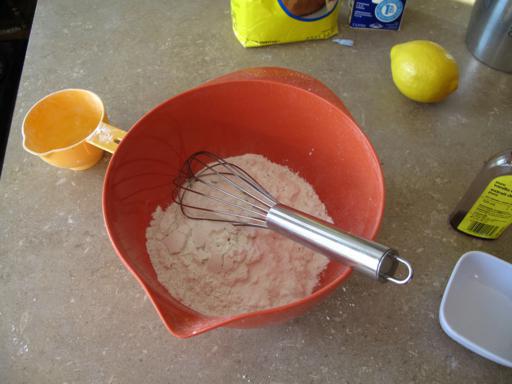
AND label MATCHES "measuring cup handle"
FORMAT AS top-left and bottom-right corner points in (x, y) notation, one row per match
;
(86, 122), (126, 154)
